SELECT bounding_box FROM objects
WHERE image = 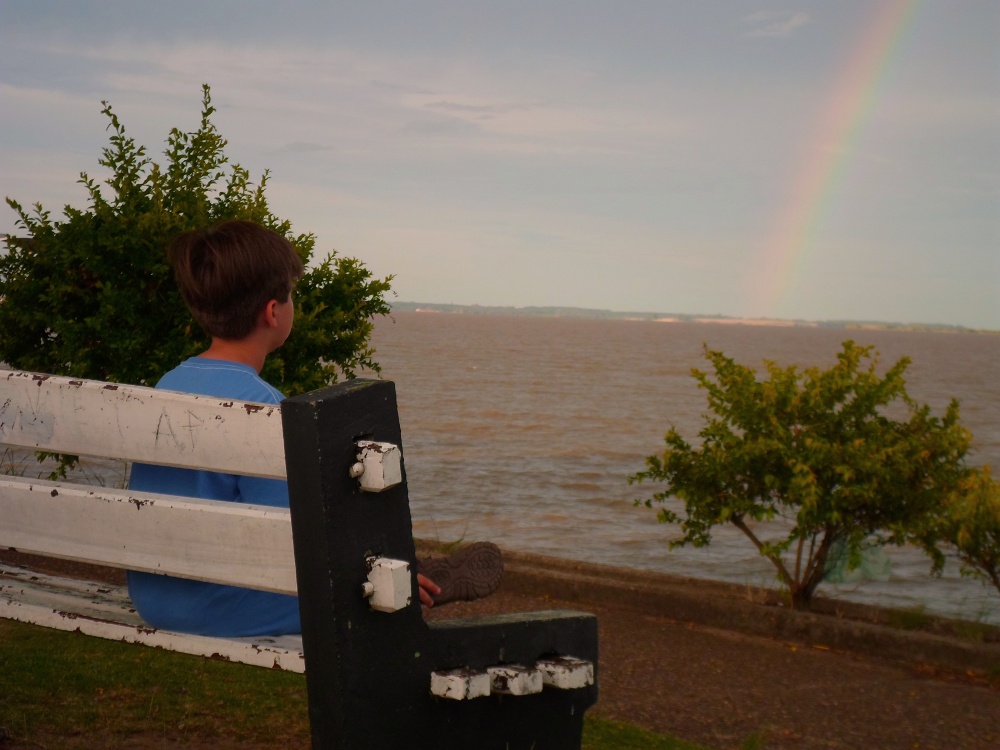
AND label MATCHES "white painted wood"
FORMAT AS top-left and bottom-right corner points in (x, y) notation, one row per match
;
(0, 476), (297, 594)
(487, 665), (543, 696)
(0, 370), (286, 479)
(0, 370), (306, 672)
(365, 556), (412, 613)
(0, 564), (304, 672)
(429, 668), (491, 700)
(536, 656), (595, 689)
(354, 441), (403, 492)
